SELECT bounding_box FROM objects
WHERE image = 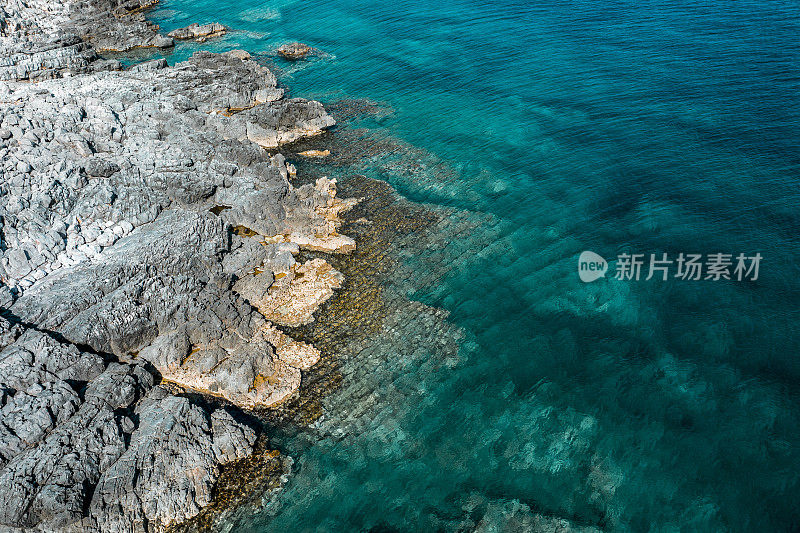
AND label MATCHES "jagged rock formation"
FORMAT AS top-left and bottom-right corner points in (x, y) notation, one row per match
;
(239, 257), (345, 327)
(1, 36), (352, 411)
(65, 0), (175, 51)
(0, 0), (122, 81)
(277, 41), (313, 60)
(0, 317), (257, 532)
(168, 22), (226, 42)
(0, 0), (171, 84)
(0, 0), (355, 530)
